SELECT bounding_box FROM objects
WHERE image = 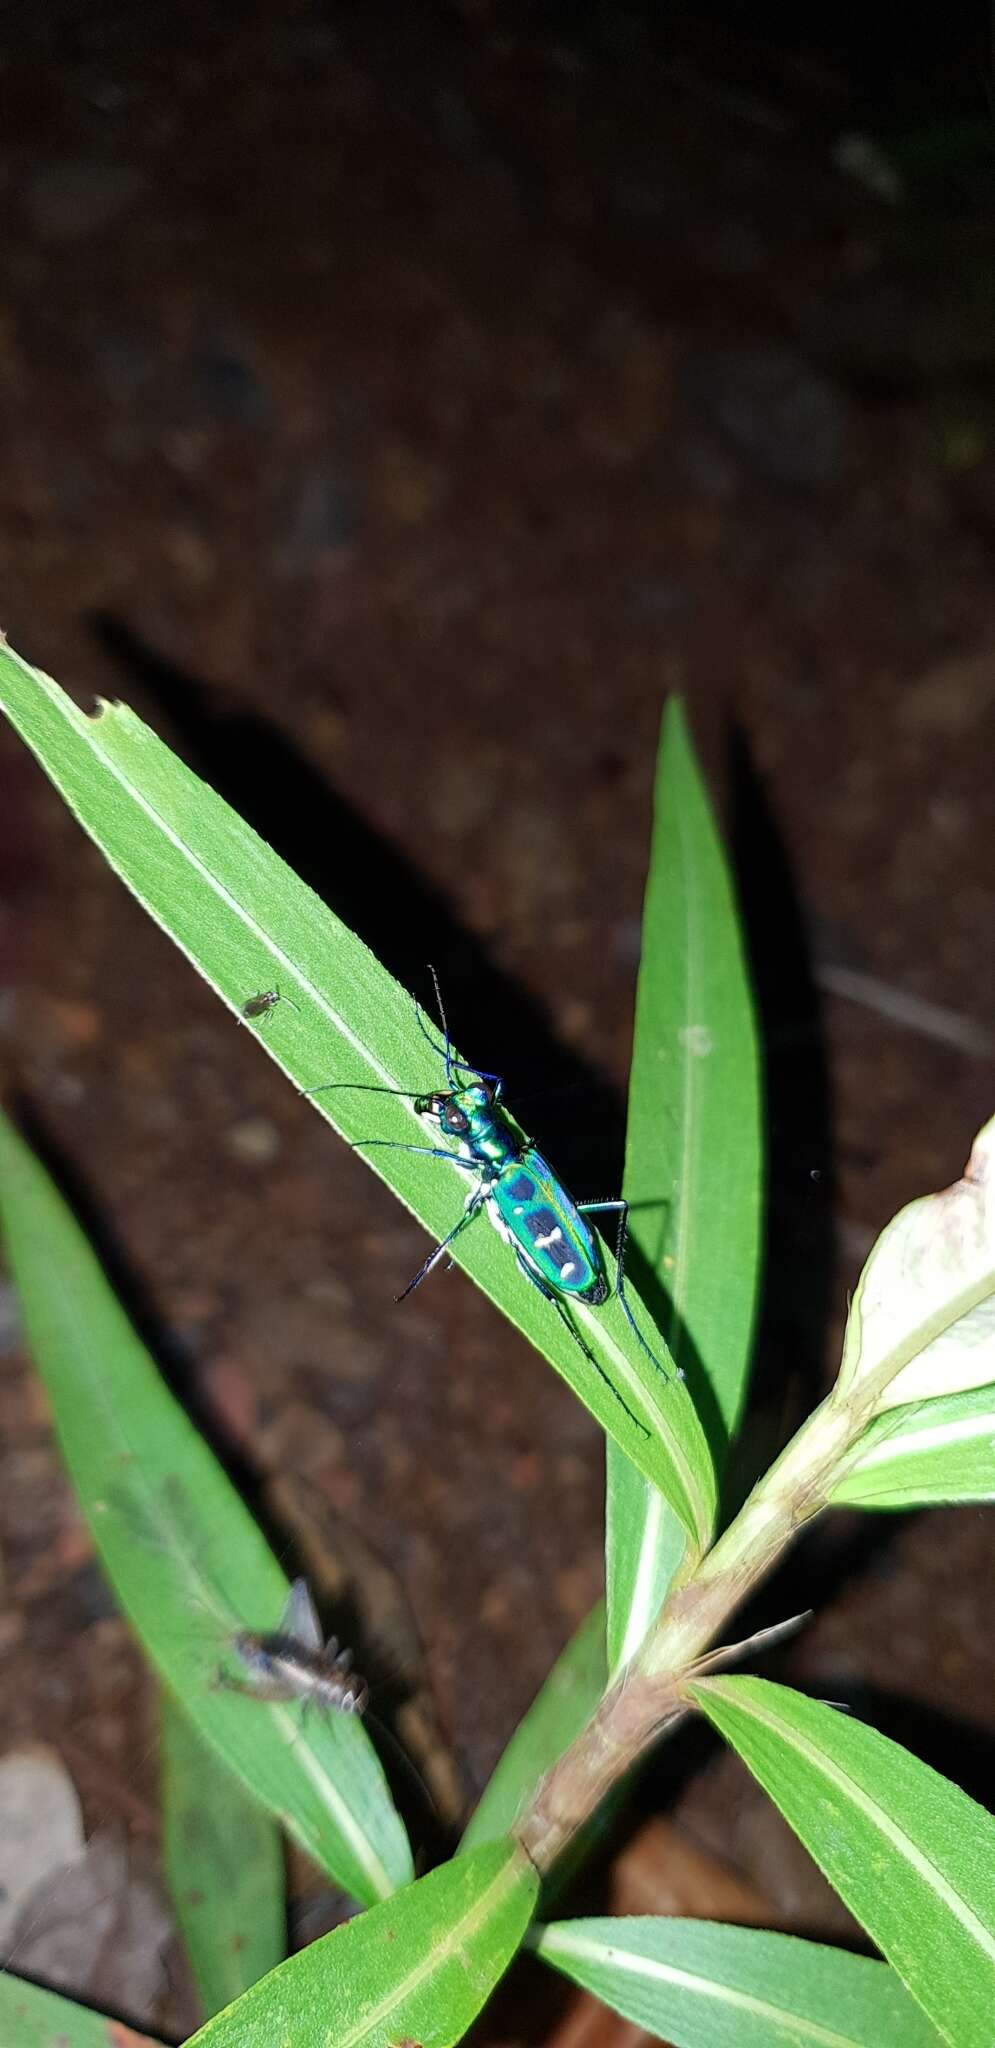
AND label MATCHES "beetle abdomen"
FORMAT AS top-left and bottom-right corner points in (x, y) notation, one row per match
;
(490, 1151), (602, 1297)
